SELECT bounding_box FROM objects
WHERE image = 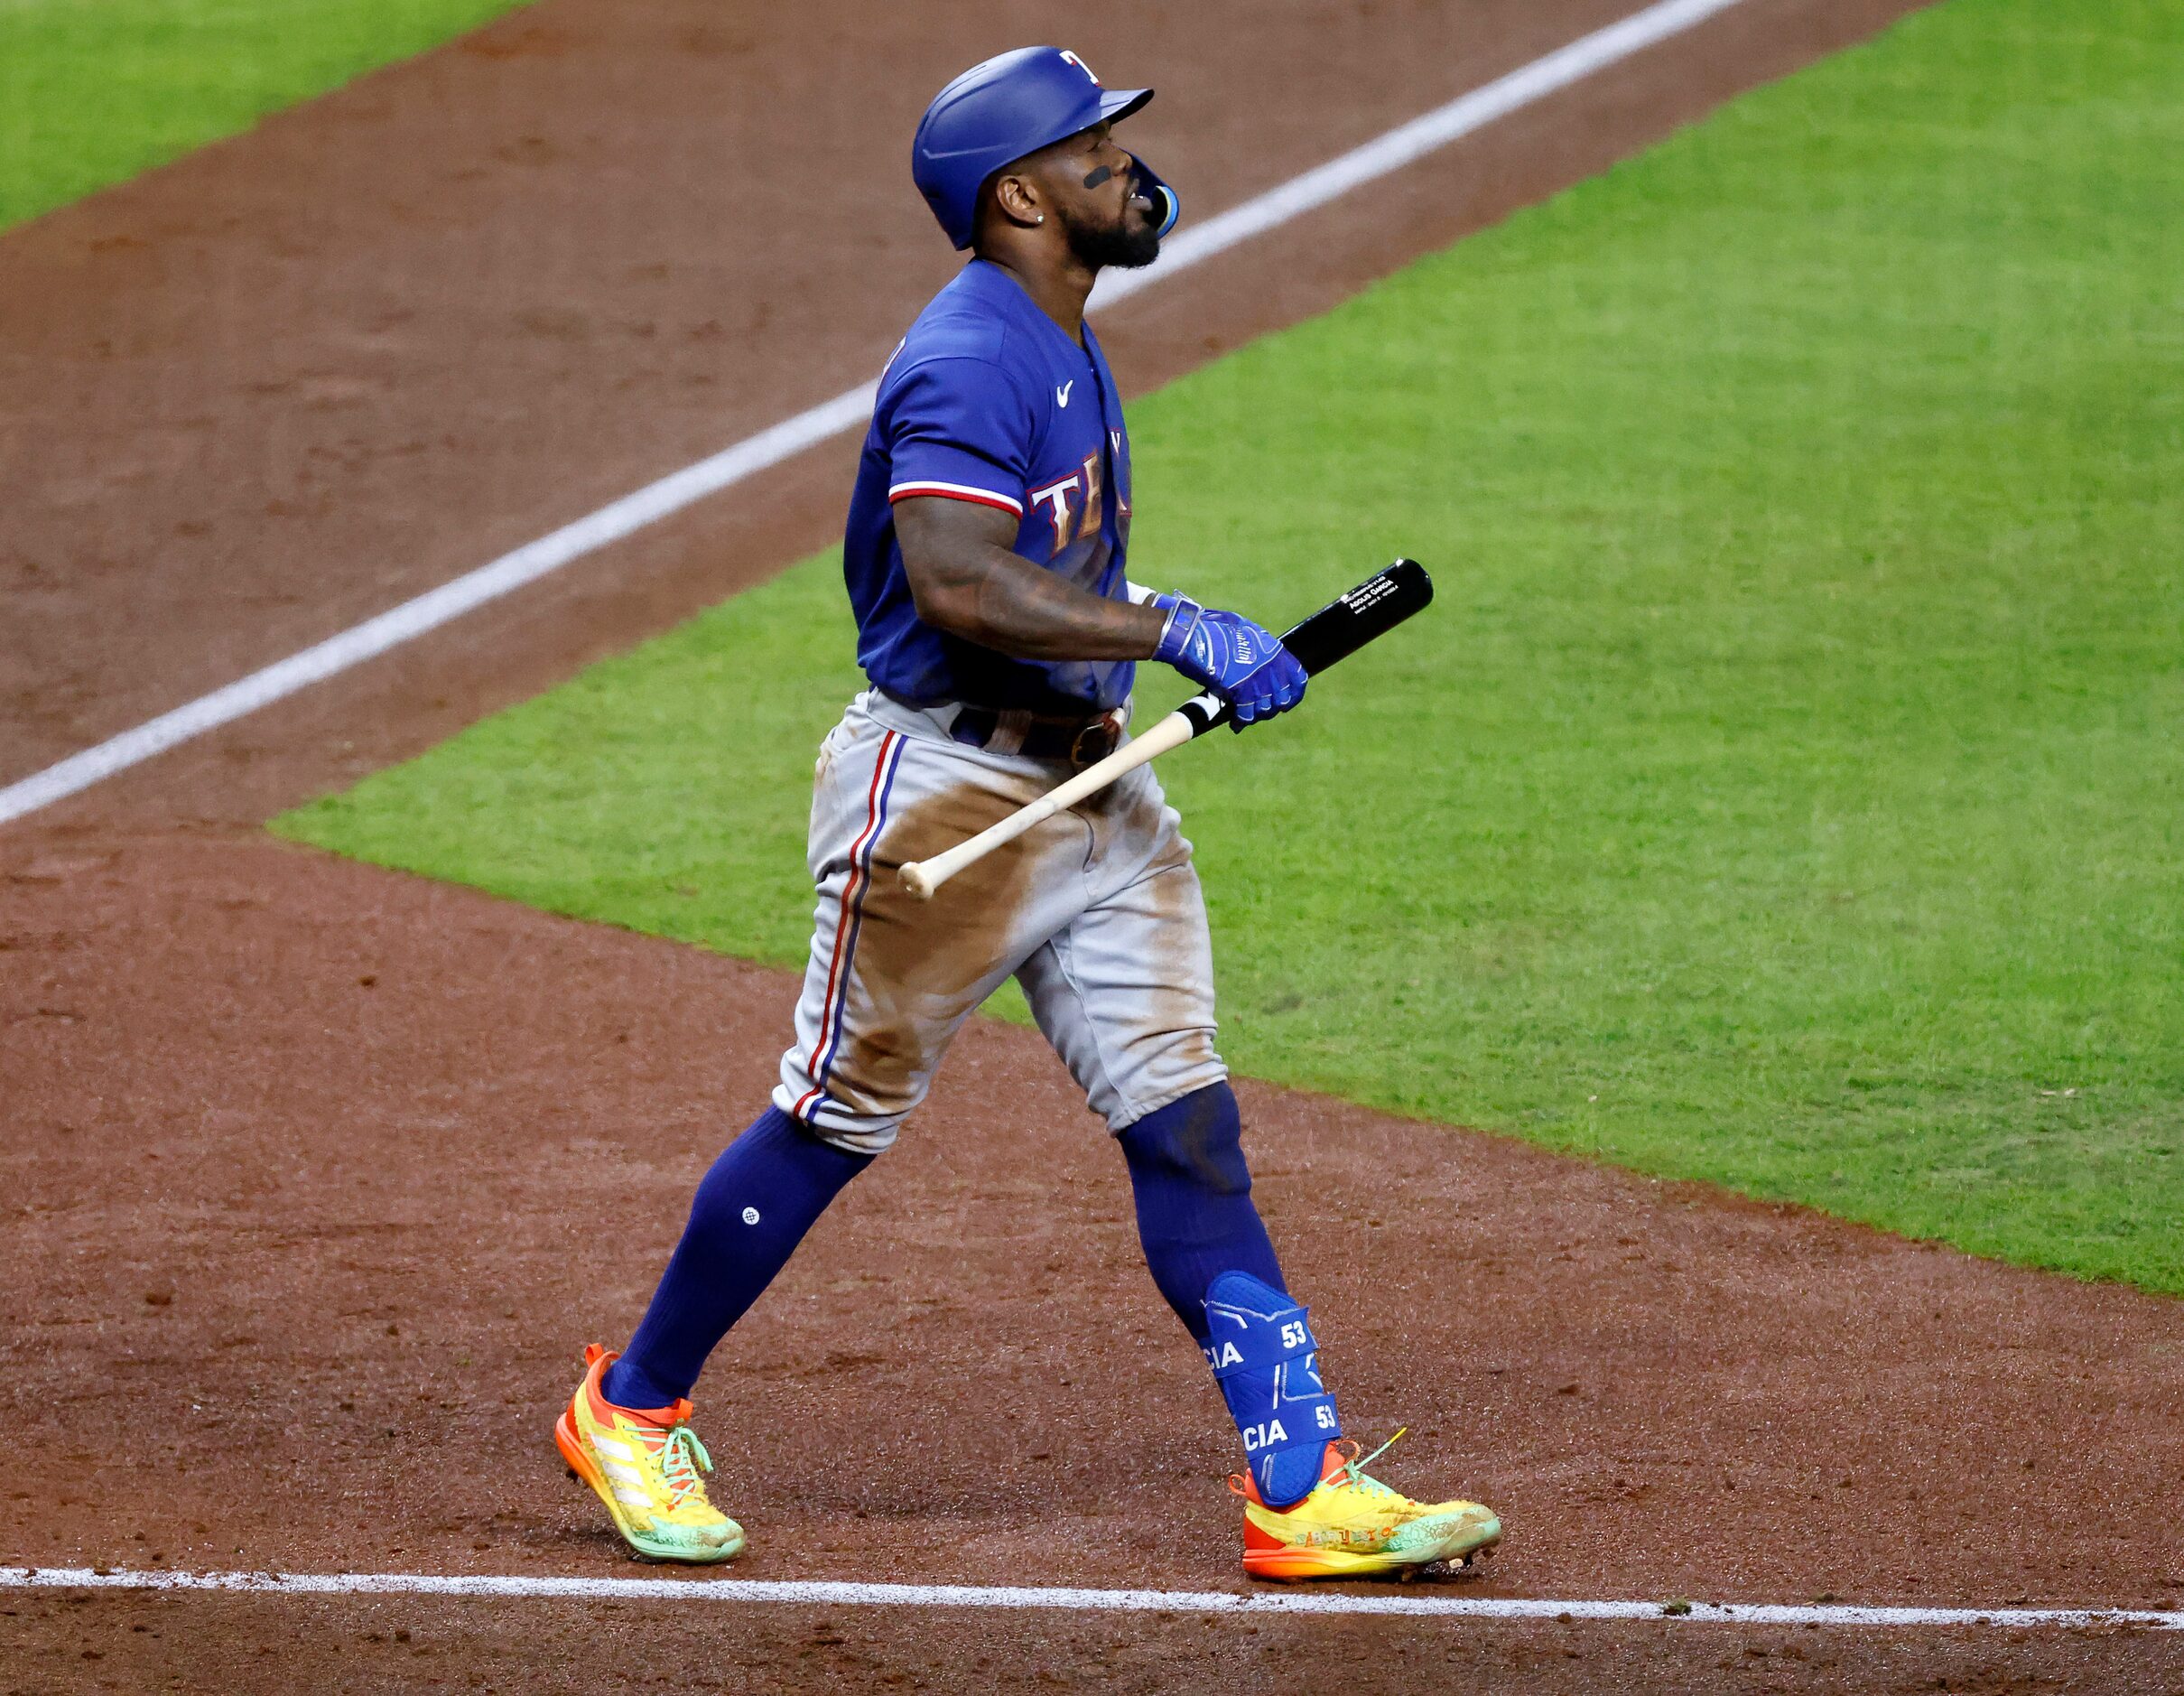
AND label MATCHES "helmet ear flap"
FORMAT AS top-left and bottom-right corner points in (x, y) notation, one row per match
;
(1130, 157), (1180, 238)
